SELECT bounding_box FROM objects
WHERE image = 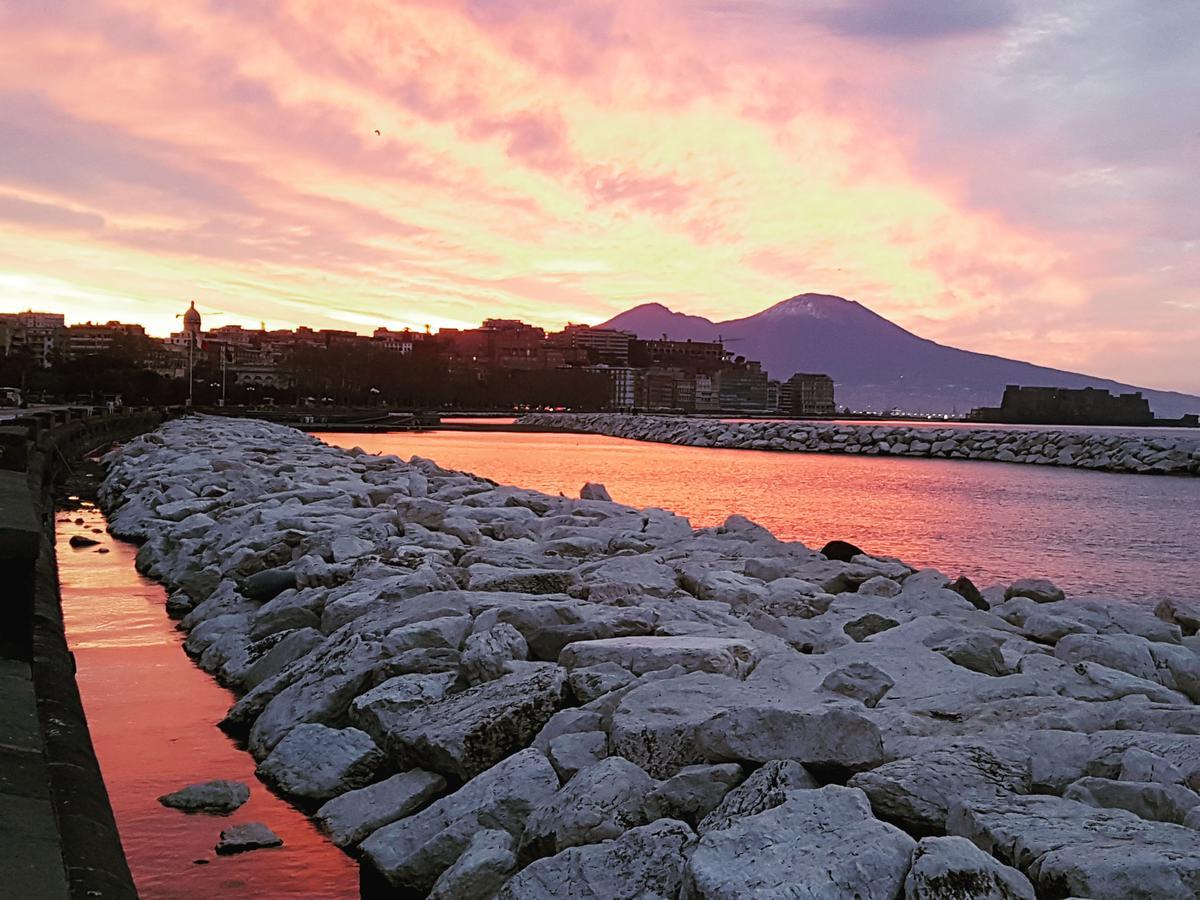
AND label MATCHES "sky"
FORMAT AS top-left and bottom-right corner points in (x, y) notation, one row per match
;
(1, 0), (1197, 393)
